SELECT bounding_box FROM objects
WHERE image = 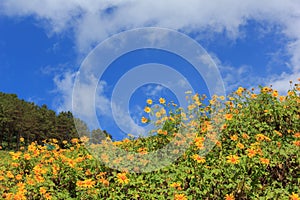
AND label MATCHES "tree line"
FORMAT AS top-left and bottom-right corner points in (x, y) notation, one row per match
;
(0, 92), (111, 150)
